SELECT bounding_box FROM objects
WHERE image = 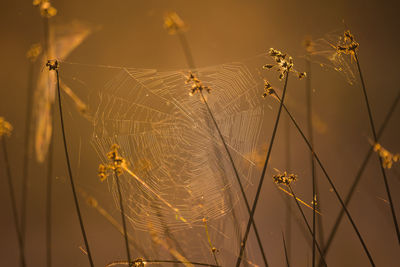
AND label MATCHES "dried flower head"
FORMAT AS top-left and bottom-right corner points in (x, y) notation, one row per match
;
(373, 143), (399, 169)
(133, 258), (145, 267)
(0, 117), (13, 138)
(98, 144), (126, 181)
(185, 72), (211, 95)
(164, 12), (187, 35)
(262, 80), (275, 98)
(26, 43), (42, 62)
(46, 59), (58, 71)
(33, 0), (57, 18)
(273, 171), (297, 186)
(334, 30), (359, 60)
(263, 48), (306, 80)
